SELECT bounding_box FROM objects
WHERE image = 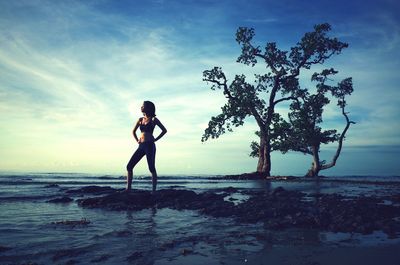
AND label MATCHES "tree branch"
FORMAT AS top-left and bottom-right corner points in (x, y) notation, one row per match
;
(287, 49), (337, 80)
(273, 96), (298, 106)
(321, 104), (355, 170)
(249, 105), (266, 129)
(203, 76), (235, 100)
(201, 113), (231, 142)
(265, 77), (281, 125)
(254, 52), (279, 74)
